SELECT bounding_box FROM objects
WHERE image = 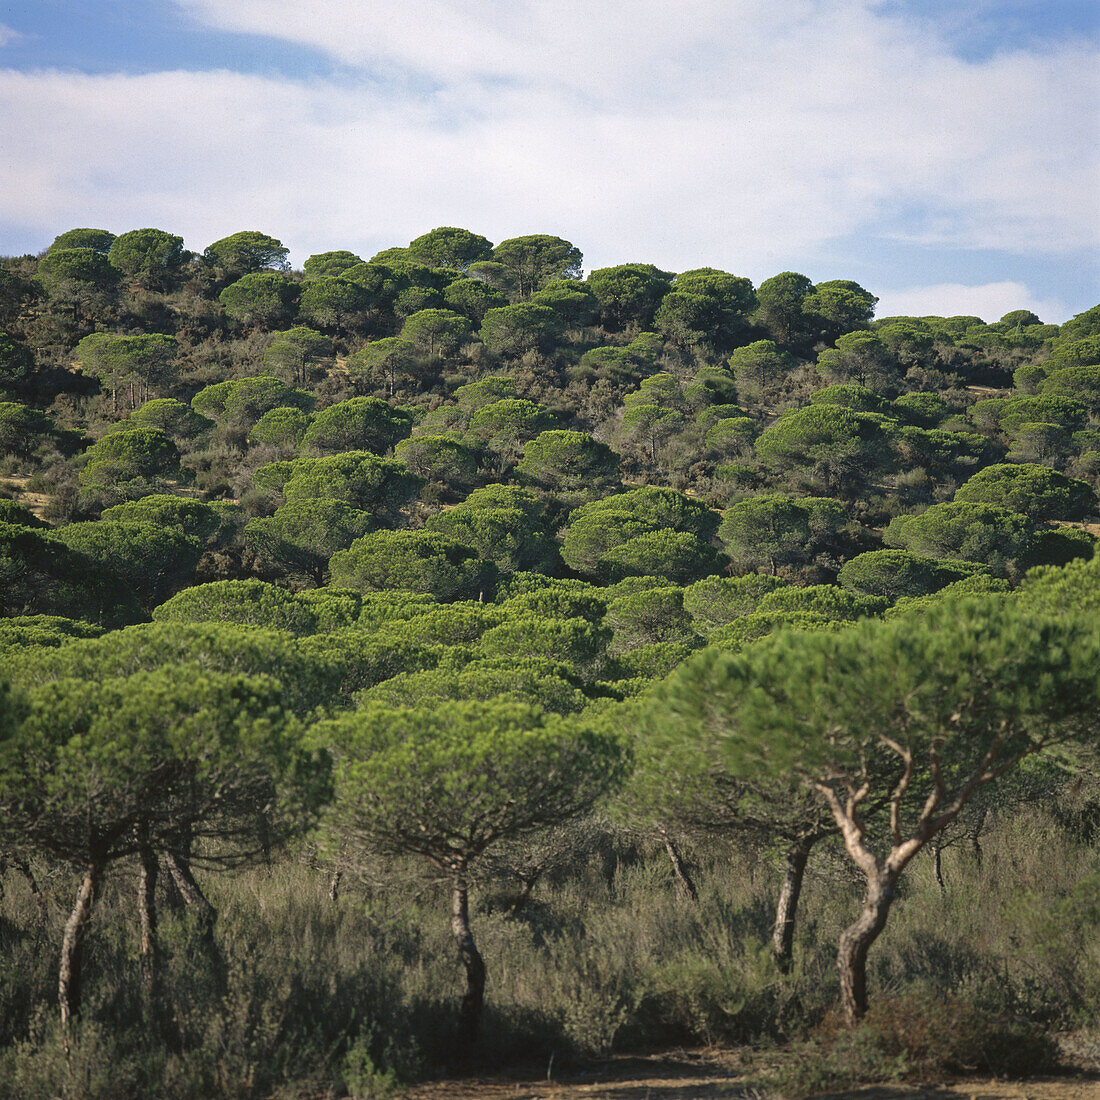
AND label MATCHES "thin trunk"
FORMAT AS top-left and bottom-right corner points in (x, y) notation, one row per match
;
(164, 852), (216, 940)
(450, 869), (486, 1050)
(932, 843), (946, 895)
(771, 836), (814, 971)
(329, 867), (342, 903)
(657, 827), (698, 904)
(137, 831), (158, 1001)
(836, 871), (896, 1025)
(60, 859), (105, 1029)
